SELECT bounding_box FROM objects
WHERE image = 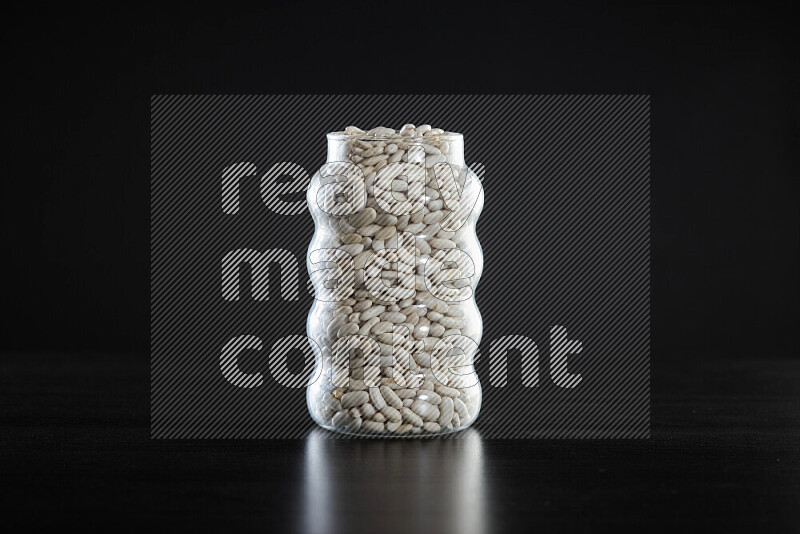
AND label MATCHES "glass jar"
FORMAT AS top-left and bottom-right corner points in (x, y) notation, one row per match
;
(306, 126), (484, 436)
